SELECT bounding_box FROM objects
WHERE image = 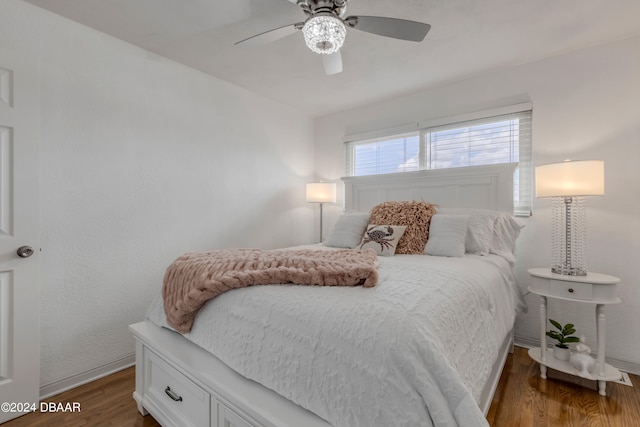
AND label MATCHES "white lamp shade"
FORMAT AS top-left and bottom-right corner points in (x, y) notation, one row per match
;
(306, 182), (336, 203)
(535, 160), (604, 198)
